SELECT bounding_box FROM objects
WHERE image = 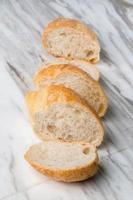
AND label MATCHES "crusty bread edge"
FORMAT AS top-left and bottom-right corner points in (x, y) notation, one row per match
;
(33, 64), (108, 117)
(34, 58), (100, 81)
(42, 18), (100, 63)
(25, 84), (105, 147)
(24, 142), (99, 182)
